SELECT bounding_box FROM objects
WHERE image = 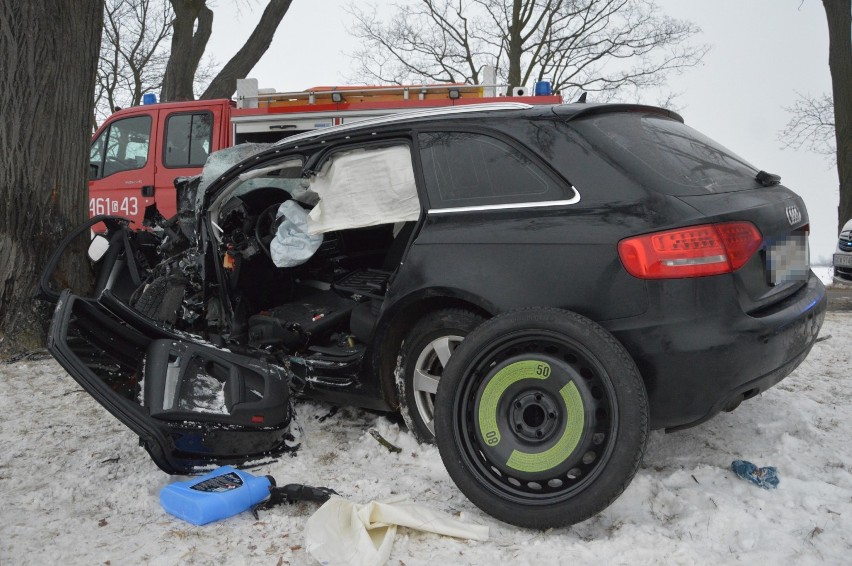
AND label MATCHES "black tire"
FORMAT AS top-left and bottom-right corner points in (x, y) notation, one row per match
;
(434, 308), (648, 529)
(397, 309), (485, 444)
